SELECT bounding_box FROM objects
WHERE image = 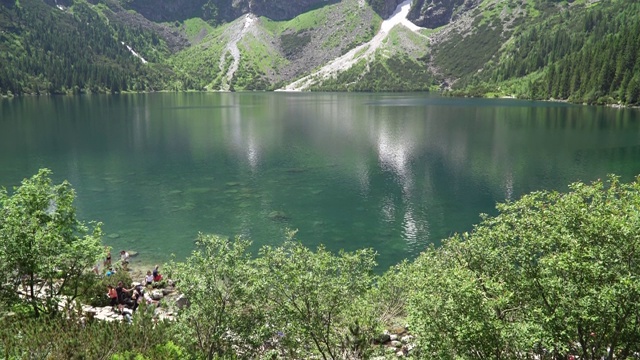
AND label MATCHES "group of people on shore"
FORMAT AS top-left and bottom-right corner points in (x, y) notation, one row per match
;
(106, 265), (164, 314)
(94, 248), (131, 276)
(98, 246), (167, 319)
(146, 264), (163, 285)
(107, 281), (159, 312)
